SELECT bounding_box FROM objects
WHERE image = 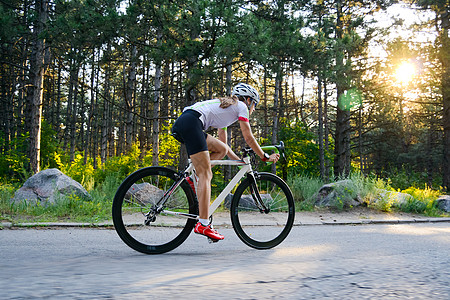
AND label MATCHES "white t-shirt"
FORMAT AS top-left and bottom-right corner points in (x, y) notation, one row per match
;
(184, 99), (249, 130)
